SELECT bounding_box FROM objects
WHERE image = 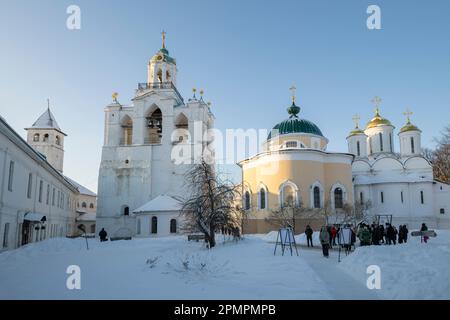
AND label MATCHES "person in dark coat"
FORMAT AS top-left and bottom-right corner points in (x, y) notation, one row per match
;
(379, 224), (385, 244)
(331, 225), (337, 246)
(398, 225), (404, 244)
(305, 225), (314, 248)
(403, 225), (409, 243)
(386, 224), (395, 245)
(99, 228), (108, 242)
(327, 226), (333, 249)
(393, 226), (398, 245)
